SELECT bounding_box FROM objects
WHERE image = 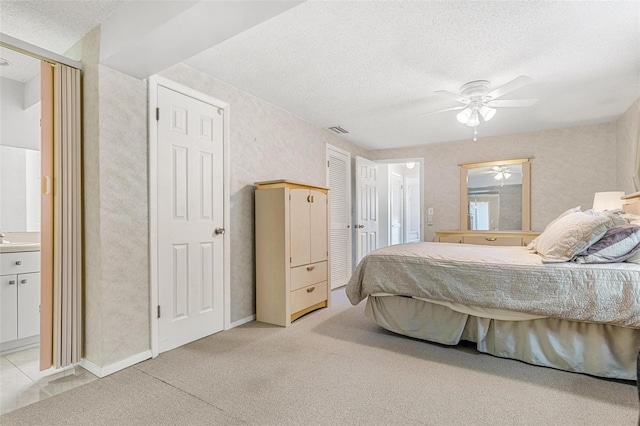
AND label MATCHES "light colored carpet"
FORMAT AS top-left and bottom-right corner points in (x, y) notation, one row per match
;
(1, 289), (638, 425)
